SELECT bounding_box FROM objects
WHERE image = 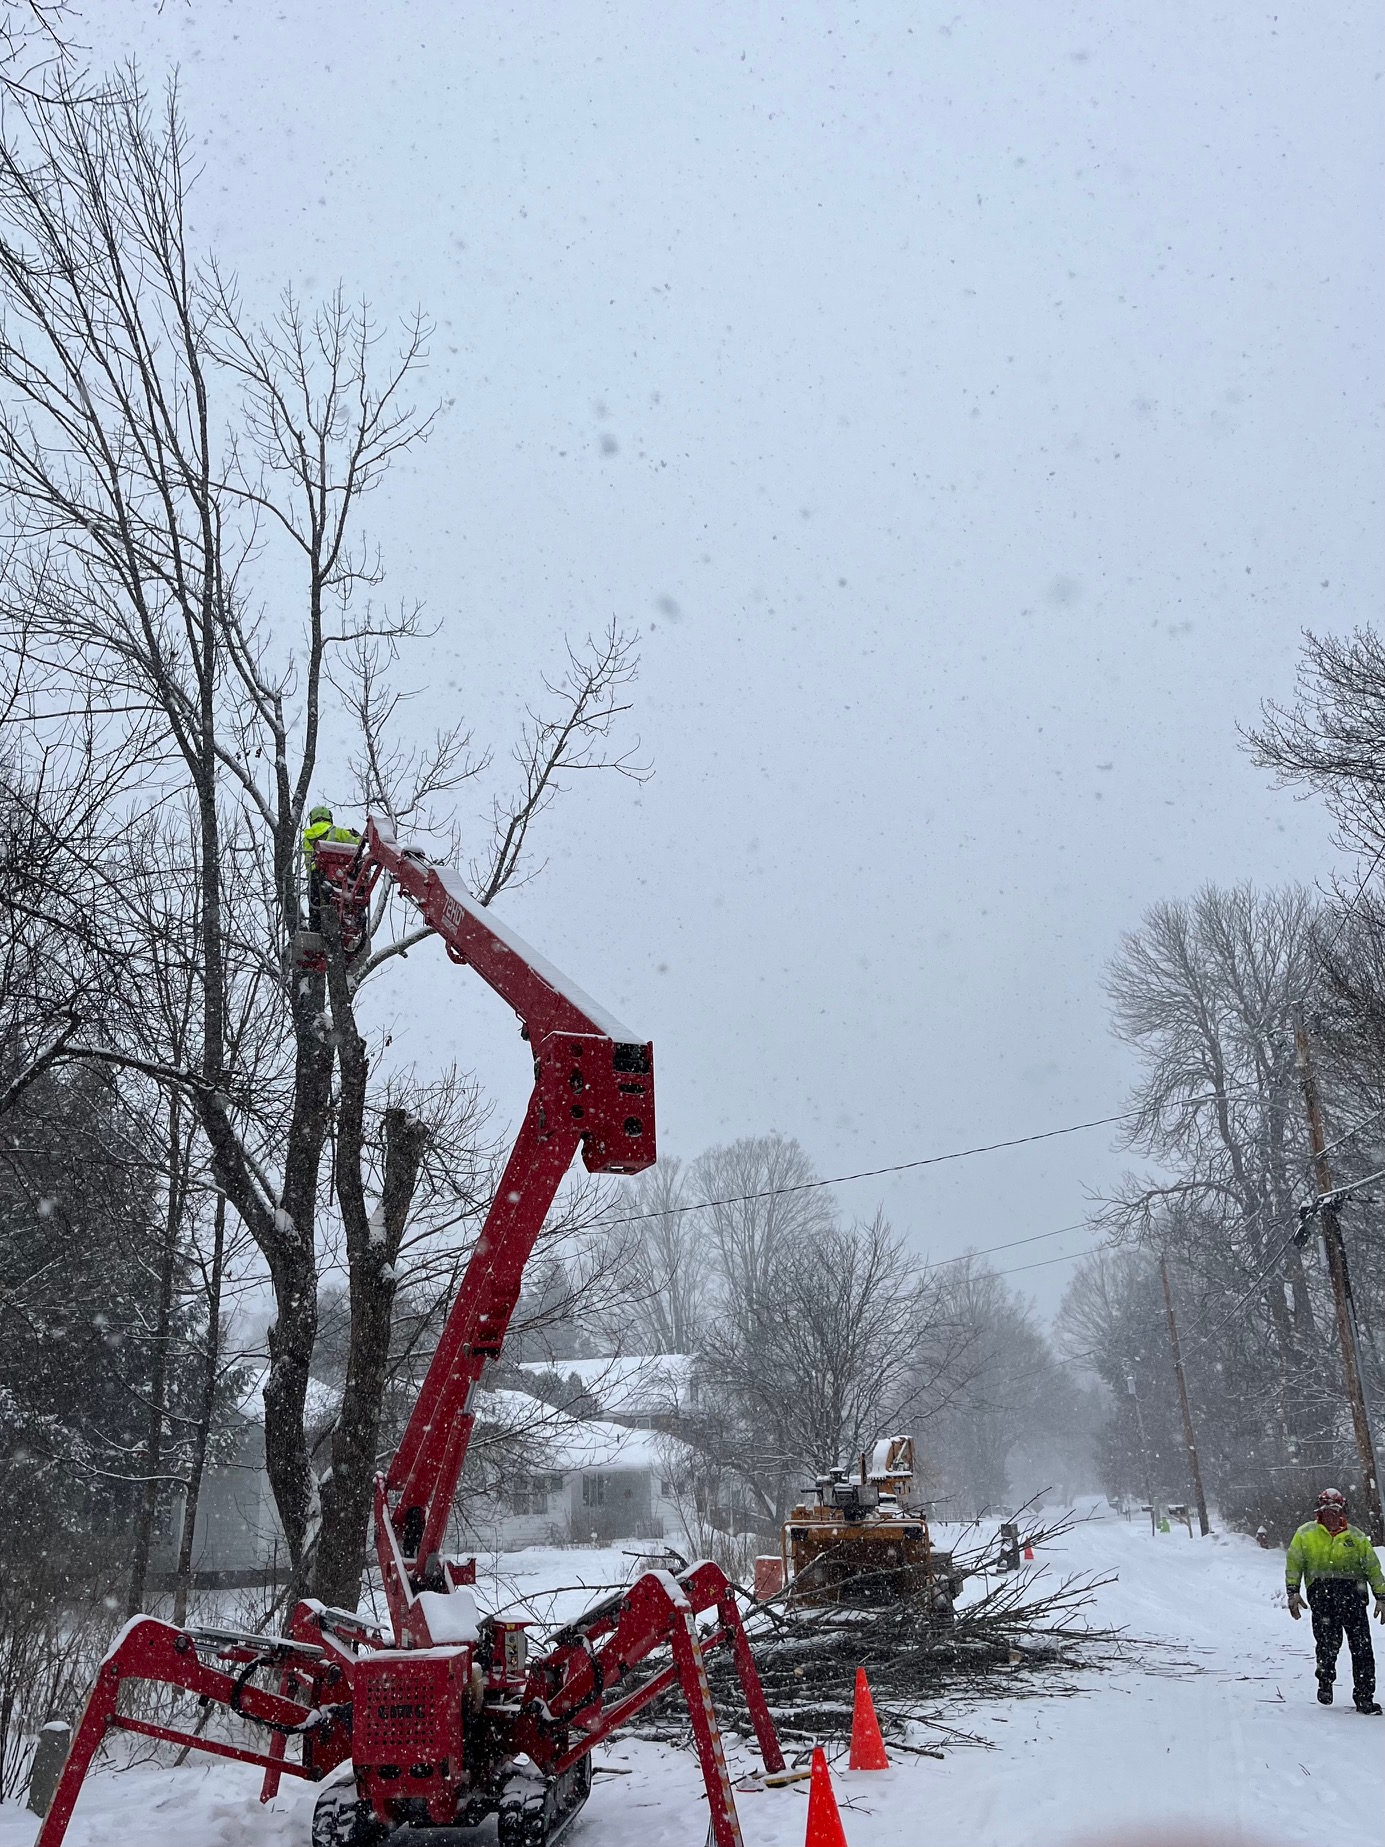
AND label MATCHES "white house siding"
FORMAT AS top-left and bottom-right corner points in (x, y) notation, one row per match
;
(460, 1388), (689, 1551)
(155, 1369), (693, 1582)
(152, 1411), (291, 1587)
